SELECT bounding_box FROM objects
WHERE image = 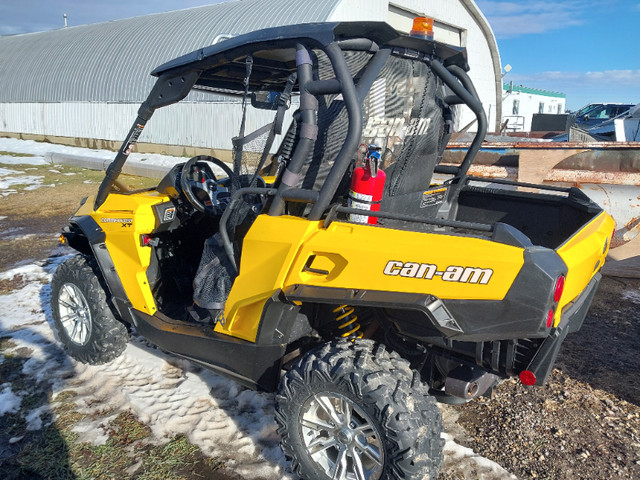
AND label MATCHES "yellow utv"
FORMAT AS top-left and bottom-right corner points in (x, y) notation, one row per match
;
(51, 21), (614, 479)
